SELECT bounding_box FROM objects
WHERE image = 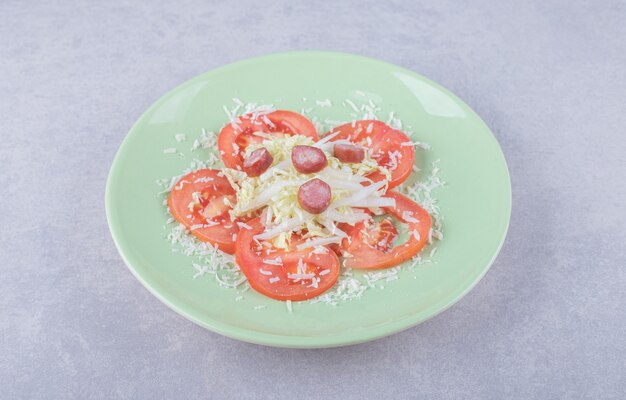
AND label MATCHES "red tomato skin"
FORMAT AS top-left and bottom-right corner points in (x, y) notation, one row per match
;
(326, 120), (414, 189)
(235, 218), (340, 301)
(333, 142), (365, 163)
(342, 191), (431, 269)
(218, 110), (318, 169)
(167, 169), (240, 254)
